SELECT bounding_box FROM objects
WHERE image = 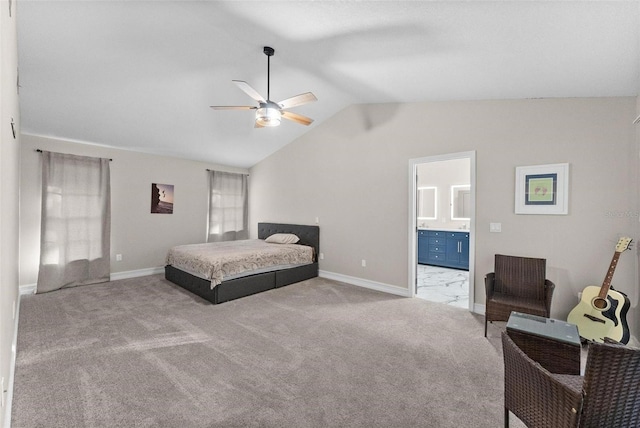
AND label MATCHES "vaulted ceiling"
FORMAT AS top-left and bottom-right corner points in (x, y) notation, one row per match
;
(17, 1), (640, 168)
